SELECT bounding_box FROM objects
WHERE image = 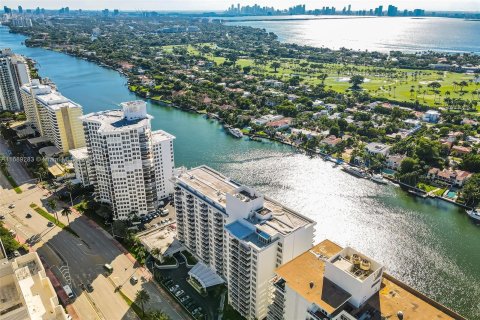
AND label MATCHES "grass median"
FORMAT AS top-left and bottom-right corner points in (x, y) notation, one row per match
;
(0, 167), (22, 194)
(29, 203), (78, 237)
